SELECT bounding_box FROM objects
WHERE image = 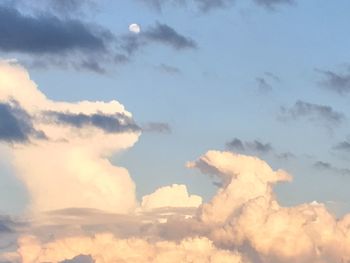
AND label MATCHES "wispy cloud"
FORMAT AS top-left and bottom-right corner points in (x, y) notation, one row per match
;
(313, 161), (350, 176)
(226, 138), (273, 153)
(279, 100), (345, 127)
(317, 68), (350, 95)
